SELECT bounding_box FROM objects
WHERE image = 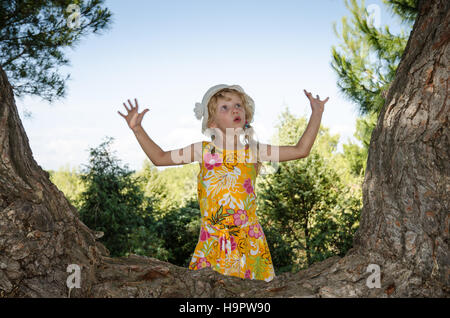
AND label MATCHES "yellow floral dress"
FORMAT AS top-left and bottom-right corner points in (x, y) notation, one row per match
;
(189, 141), (275, 282)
